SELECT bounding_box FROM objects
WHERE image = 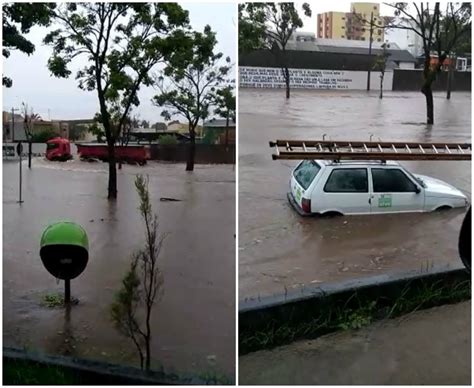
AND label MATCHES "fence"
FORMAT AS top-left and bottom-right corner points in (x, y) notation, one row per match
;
(149, 144), (235, 164)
